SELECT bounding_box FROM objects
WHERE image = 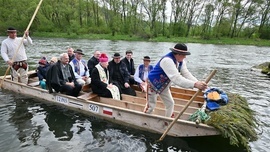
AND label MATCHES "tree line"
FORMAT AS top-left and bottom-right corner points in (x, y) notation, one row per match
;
(0, 0), (270, 40)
